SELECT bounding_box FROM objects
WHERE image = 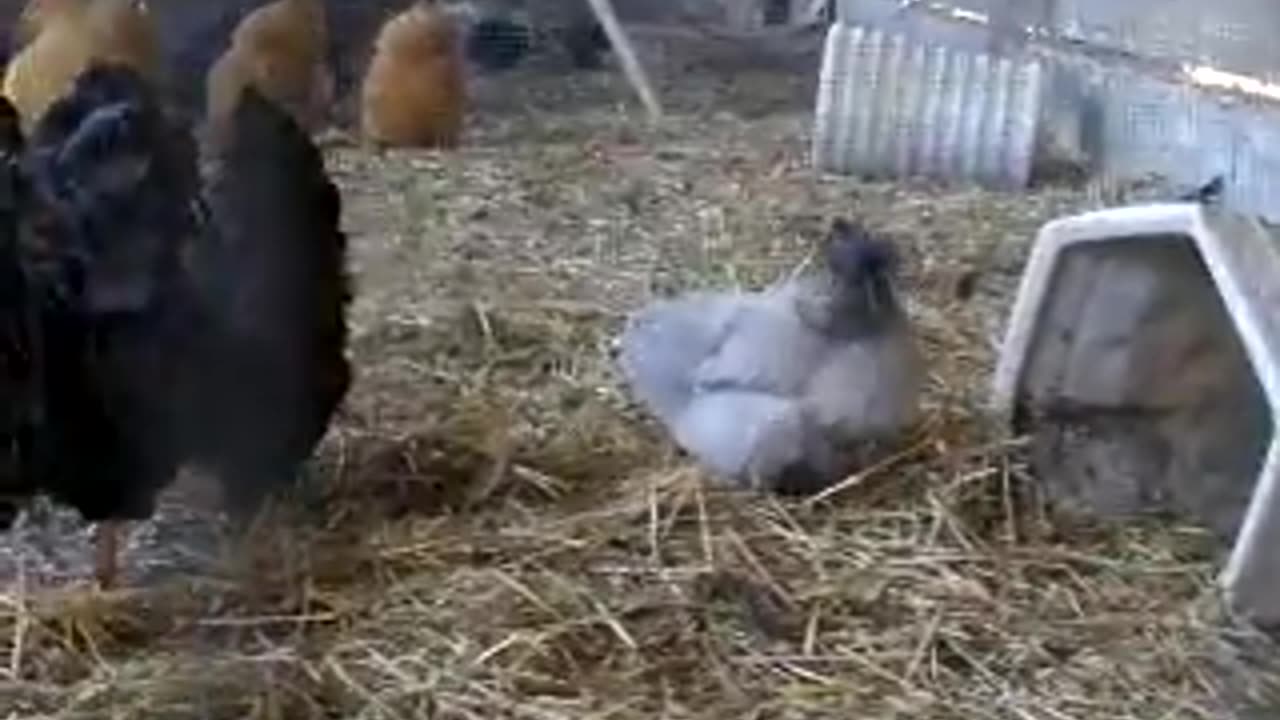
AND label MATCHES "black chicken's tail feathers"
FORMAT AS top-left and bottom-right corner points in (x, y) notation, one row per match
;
(31, 62), (201, 194)
(0, 97), (23, 156)
(30, 63), (156, 148)
(195, 85), (351, 511)
(24, 62), (203, 315)
(0, 95), (38, 525)
(0, 96), (24, 198)
(30, 62), (203, 226)
(203, 85), (351, 341)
